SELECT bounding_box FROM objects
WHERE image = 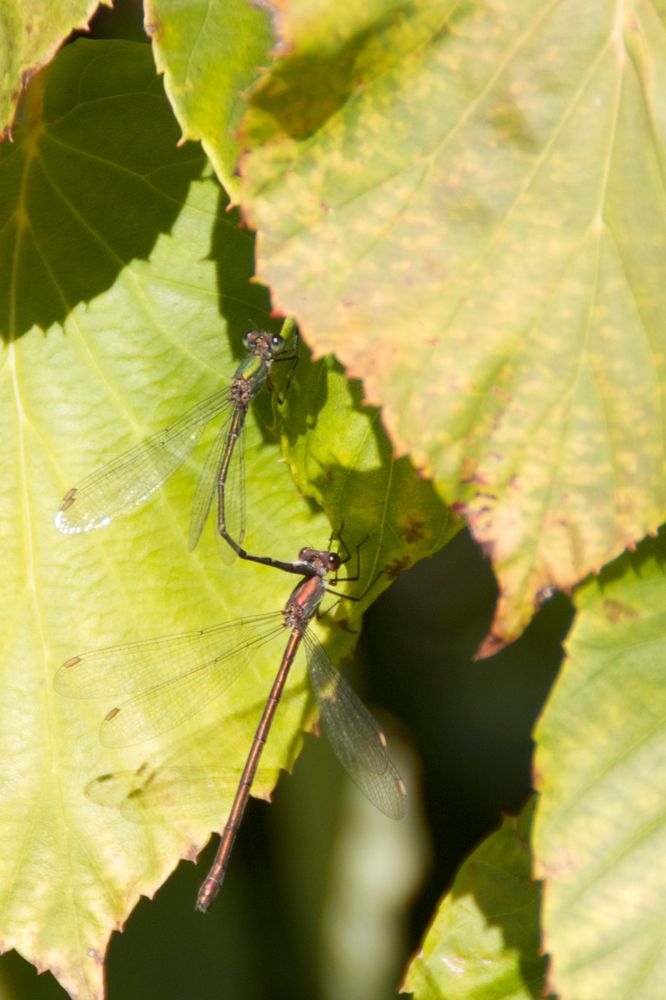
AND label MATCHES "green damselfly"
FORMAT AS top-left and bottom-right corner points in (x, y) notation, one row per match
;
(55, 545), (406, 912)
(55, 327), (295, 555)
